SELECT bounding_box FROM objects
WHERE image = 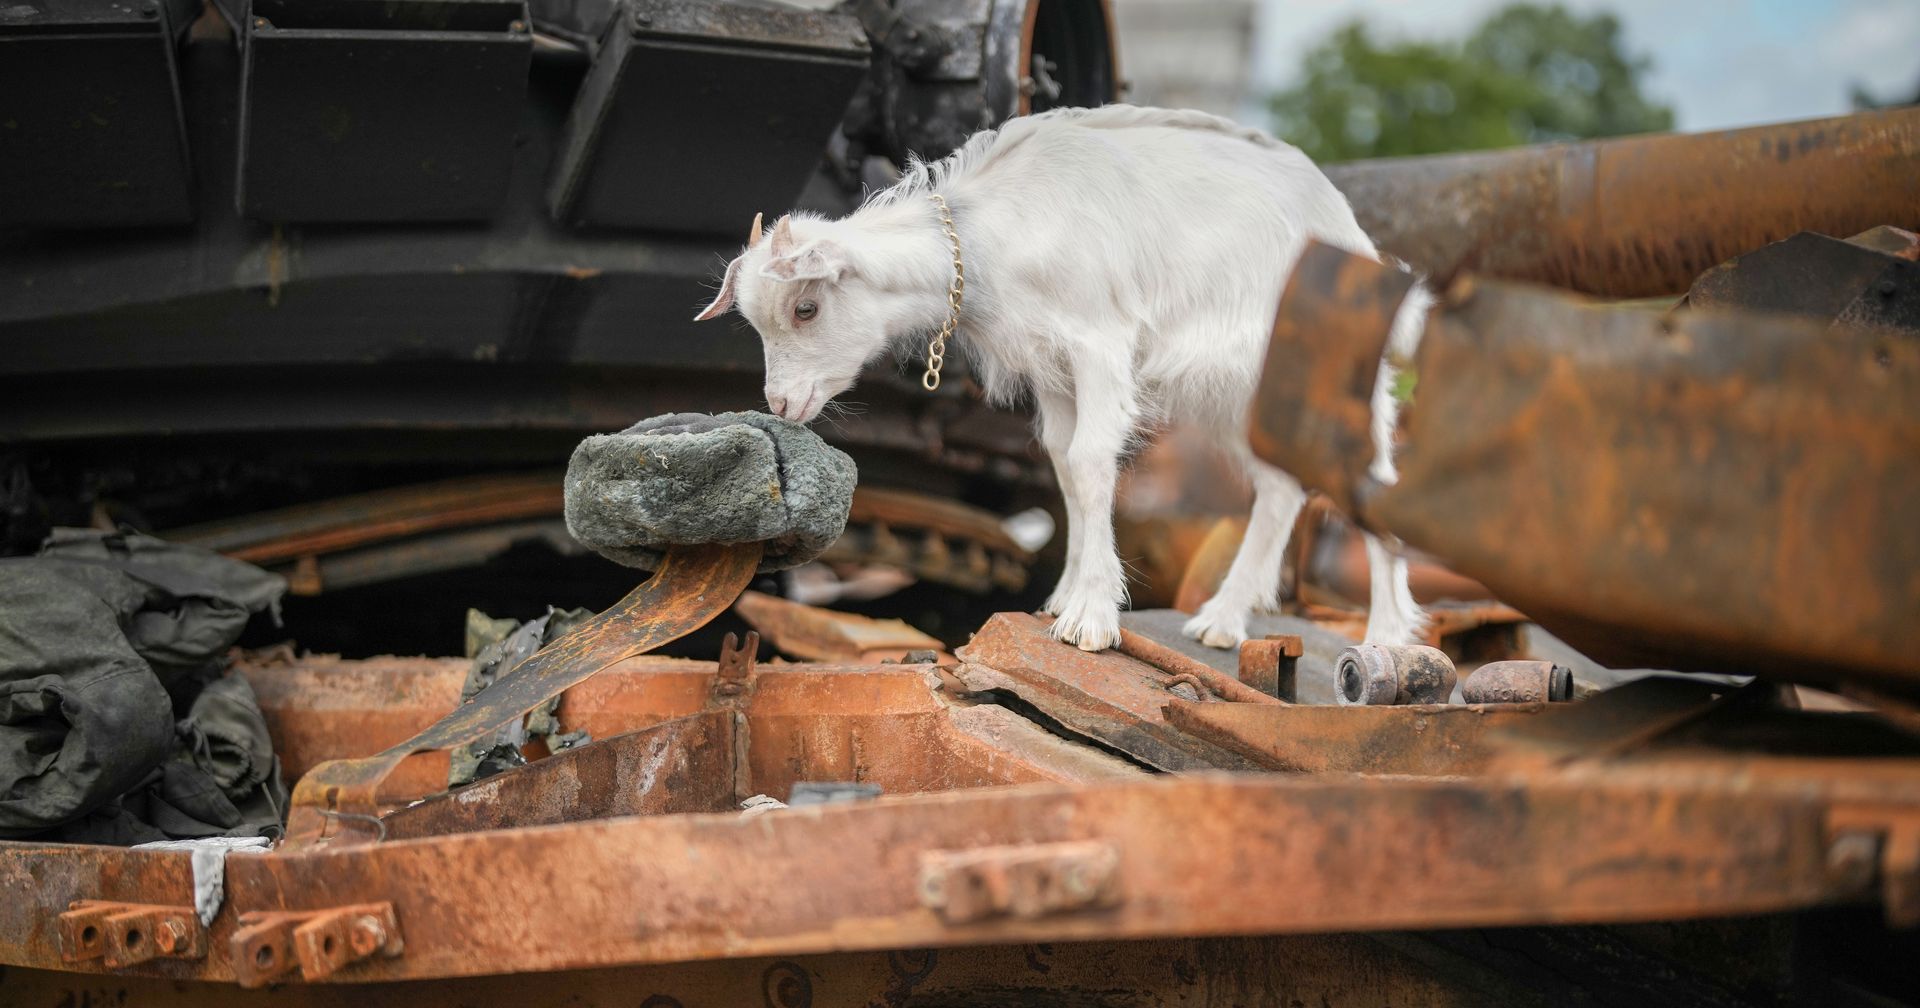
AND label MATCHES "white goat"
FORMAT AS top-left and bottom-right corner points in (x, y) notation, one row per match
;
(696, 105), (1428, 652)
